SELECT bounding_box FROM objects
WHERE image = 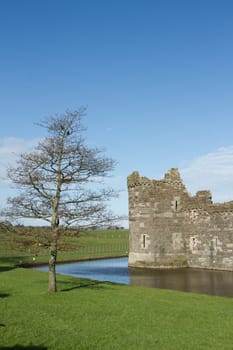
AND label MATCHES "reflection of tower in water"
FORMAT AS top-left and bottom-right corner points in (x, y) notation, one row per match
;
(129, 265), (233, 297)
